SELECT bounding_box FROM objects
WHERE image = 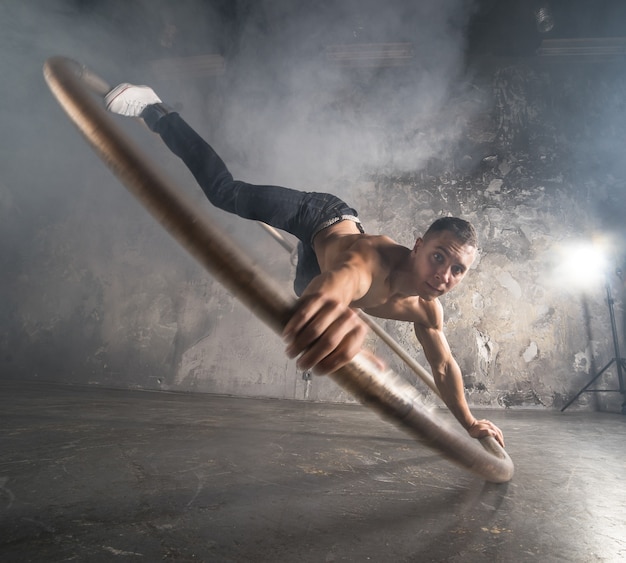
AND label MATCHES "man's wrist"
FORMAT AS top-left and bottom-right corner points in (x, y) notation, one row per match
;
(463, 417), (478, 431)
